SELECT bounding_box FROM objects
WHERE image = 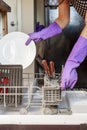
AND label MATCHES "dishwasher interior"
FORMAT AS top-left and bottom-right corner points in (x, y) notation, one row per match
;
(0, 65), (87, 115)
